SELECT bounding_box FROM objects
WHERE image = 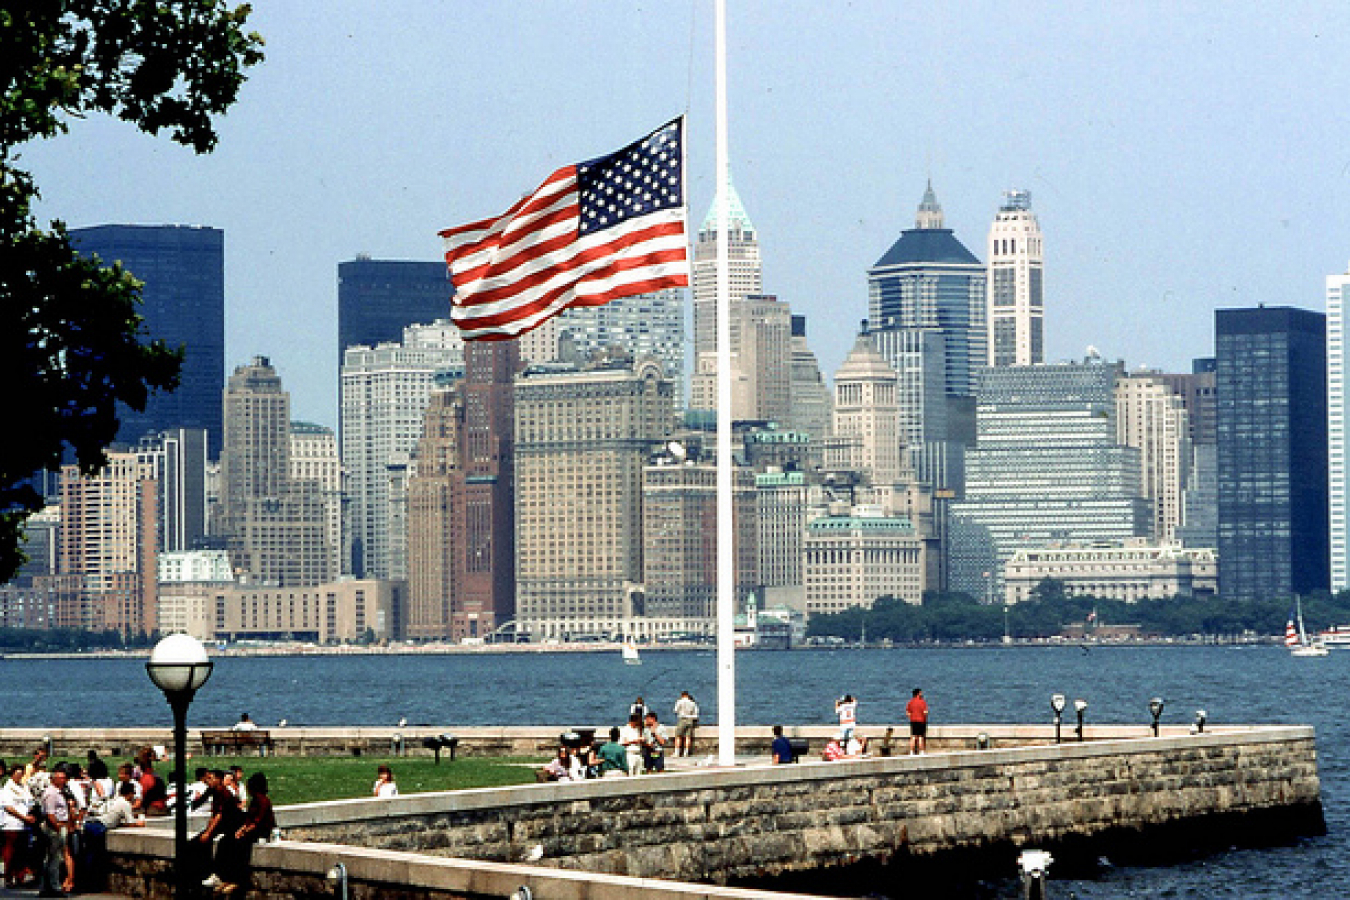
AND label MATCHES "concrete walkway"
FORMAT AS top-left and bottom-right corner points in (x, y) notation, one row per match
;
(0, 888), (128, 900)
